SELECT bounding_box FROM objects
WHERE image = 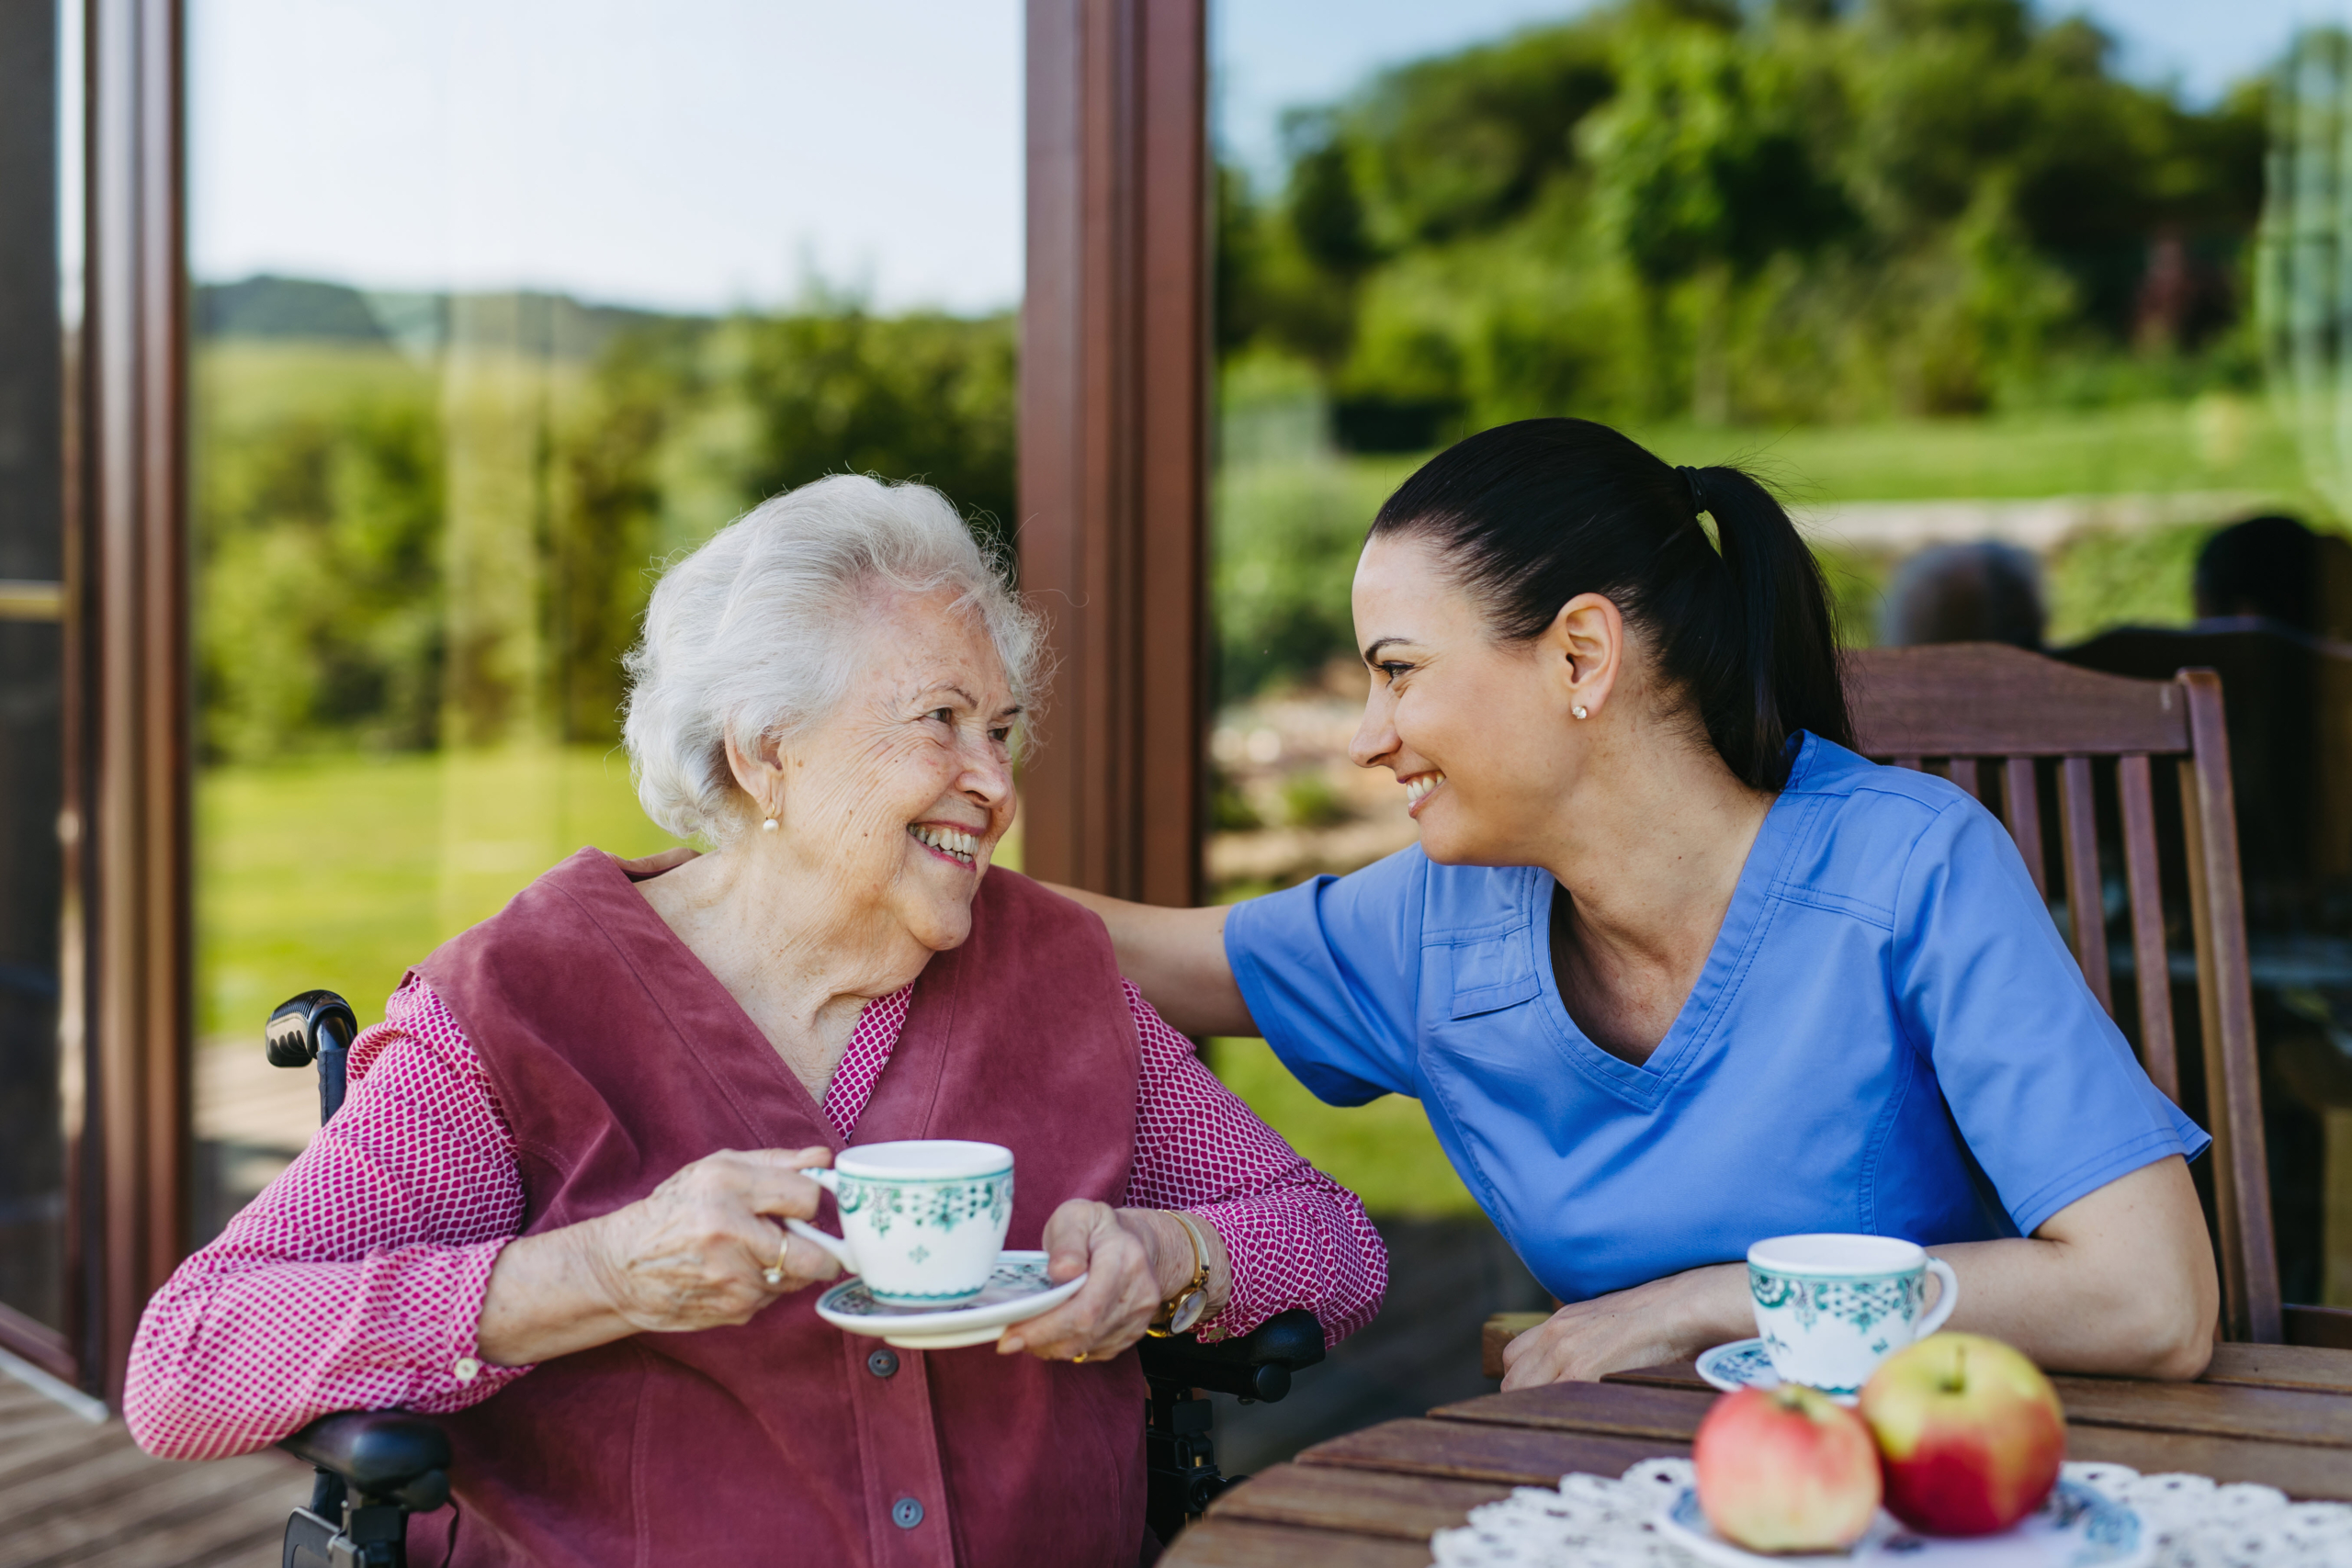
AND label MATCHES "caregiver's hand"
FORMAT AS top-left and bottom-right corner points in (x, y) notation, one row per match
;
(479, 1146), (839, 1366)
(1499, 1262), (1750, 1391)
(996, 1201), (1230, 1363)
